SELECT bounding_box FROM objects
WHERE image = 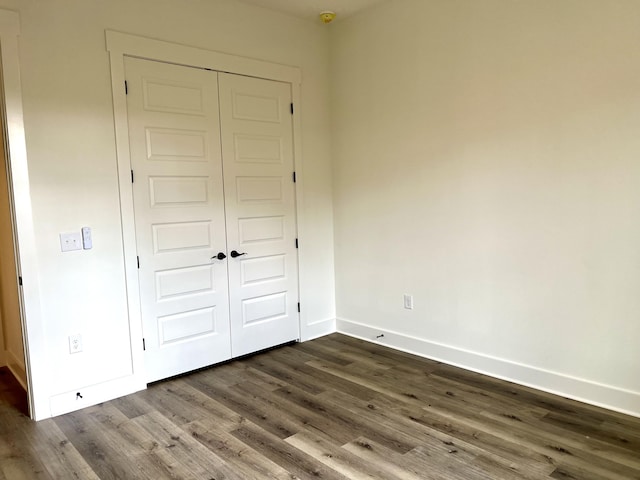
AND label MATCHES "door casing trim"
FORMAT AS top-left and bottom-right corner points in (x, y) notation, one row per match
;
(0, 9), (49, 420)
